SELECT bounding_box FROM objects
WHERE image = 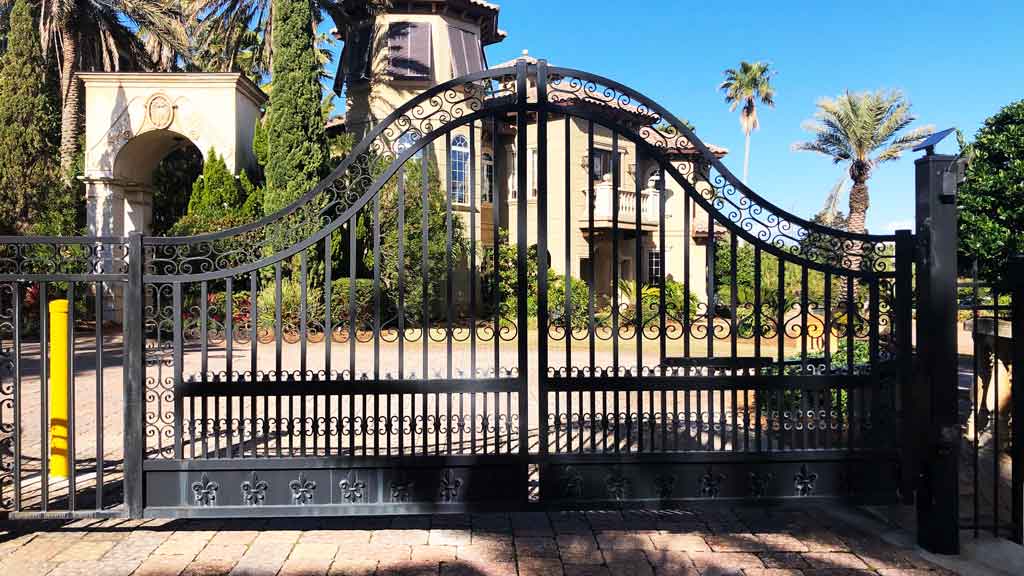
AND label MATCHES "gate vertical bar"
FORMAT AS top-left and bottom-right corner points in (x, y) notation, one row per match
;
(537, 60), (549, 456)
(515, 59), (528, 458)
(895, 229), (914, 504)
(914, 151), (959, 553)
(124, 232), (145, 518)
